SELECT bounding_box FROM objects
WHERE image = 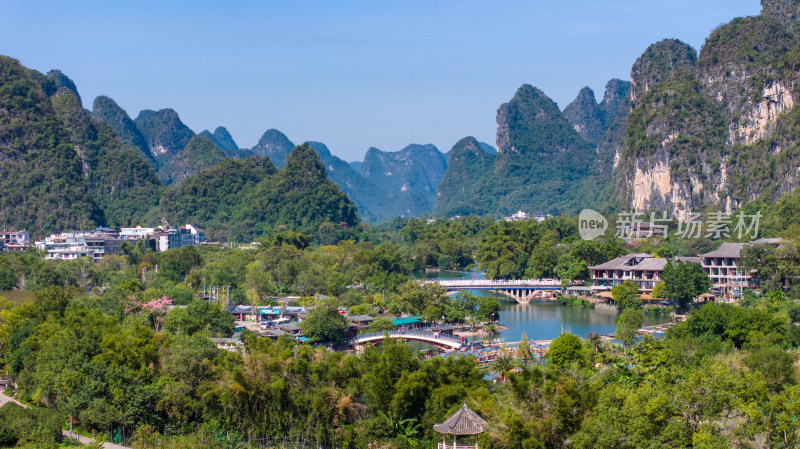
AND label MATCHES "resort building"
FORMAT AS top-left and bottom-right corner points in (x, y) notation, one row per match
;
(589, 253), (701, 292)
(697, 239), (783, 294)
